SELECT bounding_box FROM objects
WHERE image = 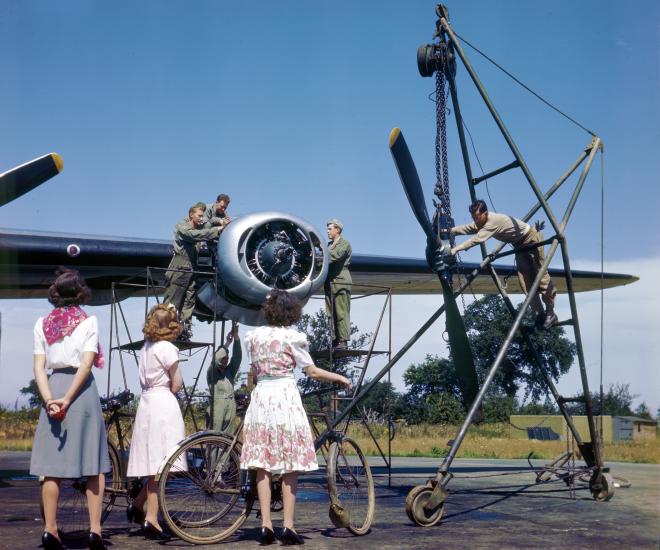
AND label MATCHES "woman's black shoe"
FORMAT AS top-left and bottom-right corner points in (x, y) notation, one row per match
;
(280, 527), (304, 546)
(142, 520), (172, 541)
(88, 532), (107, 550)
(41, 531), (65, 550)
(258, 526), (276, 545)
(126, 503), (146, 526)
